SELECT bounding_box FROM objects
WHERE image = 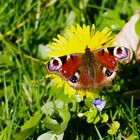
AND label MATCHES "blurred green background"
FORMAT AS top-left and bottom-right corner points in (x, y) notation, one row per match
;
(0, 0), (140, 139)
